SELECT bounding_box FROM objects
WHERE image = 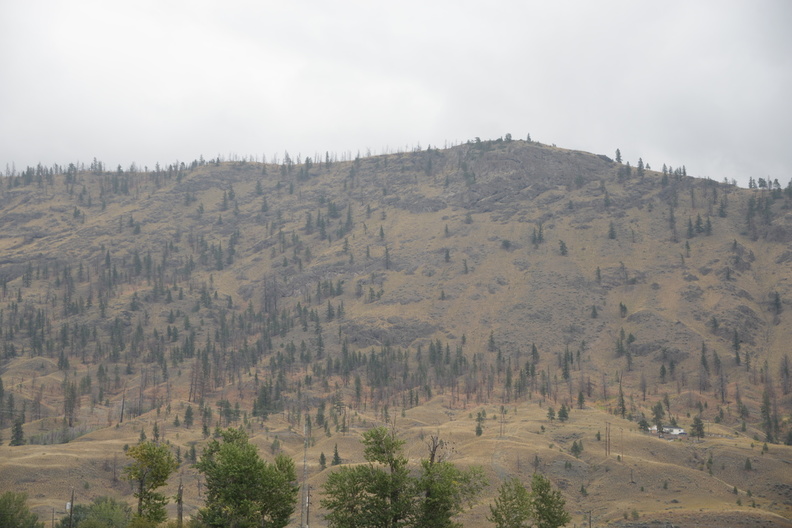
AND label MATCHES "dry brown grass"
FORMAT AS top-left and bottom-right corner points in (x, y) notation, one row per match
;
(0, 141), (791, 526)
